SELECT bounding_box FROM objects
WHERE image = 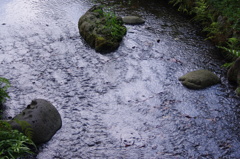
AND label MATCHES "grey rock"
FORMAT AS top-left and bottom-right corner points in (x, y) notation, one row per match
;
(122, 16), (145, 25)
(9, 99), (62, 144)
(179, 69), (220, 89)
